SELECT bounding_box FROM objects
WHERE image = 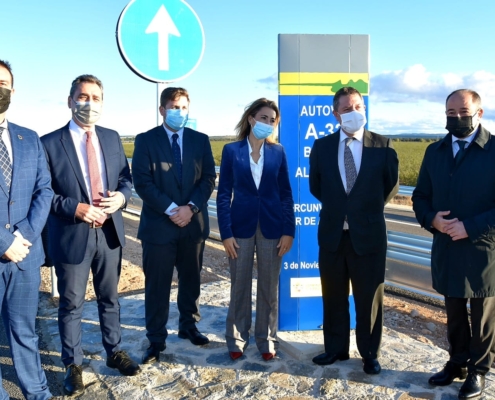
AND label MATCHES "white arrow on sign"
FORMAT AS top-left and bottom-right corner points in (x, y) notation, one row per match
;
(145, 5), (181, 71)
